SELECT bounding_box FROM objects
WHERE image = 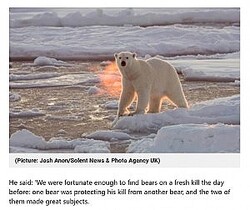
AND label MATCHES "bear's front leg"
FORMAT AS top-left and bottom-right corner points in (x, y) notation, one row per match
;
(117, 80), (135, 117)
(132, 90), (150, 115)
